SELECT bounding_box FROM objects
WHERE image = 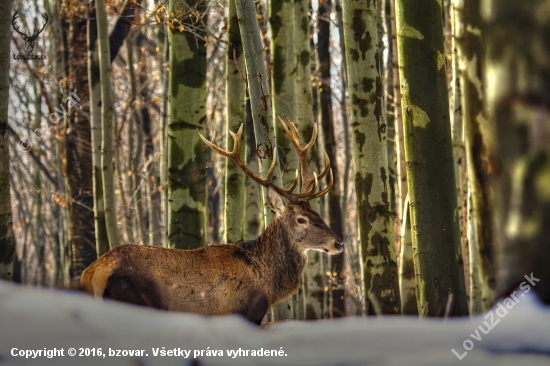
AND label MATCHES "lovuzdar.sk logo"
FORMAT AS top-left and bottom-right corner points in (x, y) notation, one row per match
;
(12, 10), (48, 61)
